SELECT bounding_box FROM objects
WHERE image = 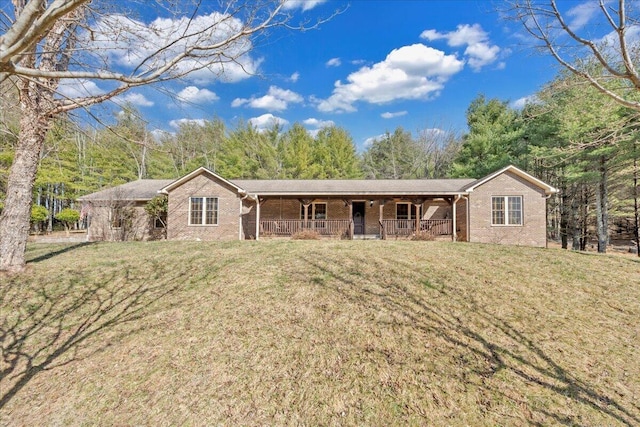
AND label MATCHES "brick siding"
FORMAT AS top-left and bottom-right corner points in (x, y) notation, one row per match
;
(167, 174), (242, 240)
(468, 171), (547, 247)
